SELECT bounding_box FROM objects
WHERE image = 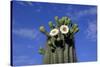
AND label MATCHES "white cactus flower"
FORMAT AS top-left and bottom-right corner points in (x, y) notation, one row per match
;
(50, 28), (59, 36)
(60, 25), (69, 34)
